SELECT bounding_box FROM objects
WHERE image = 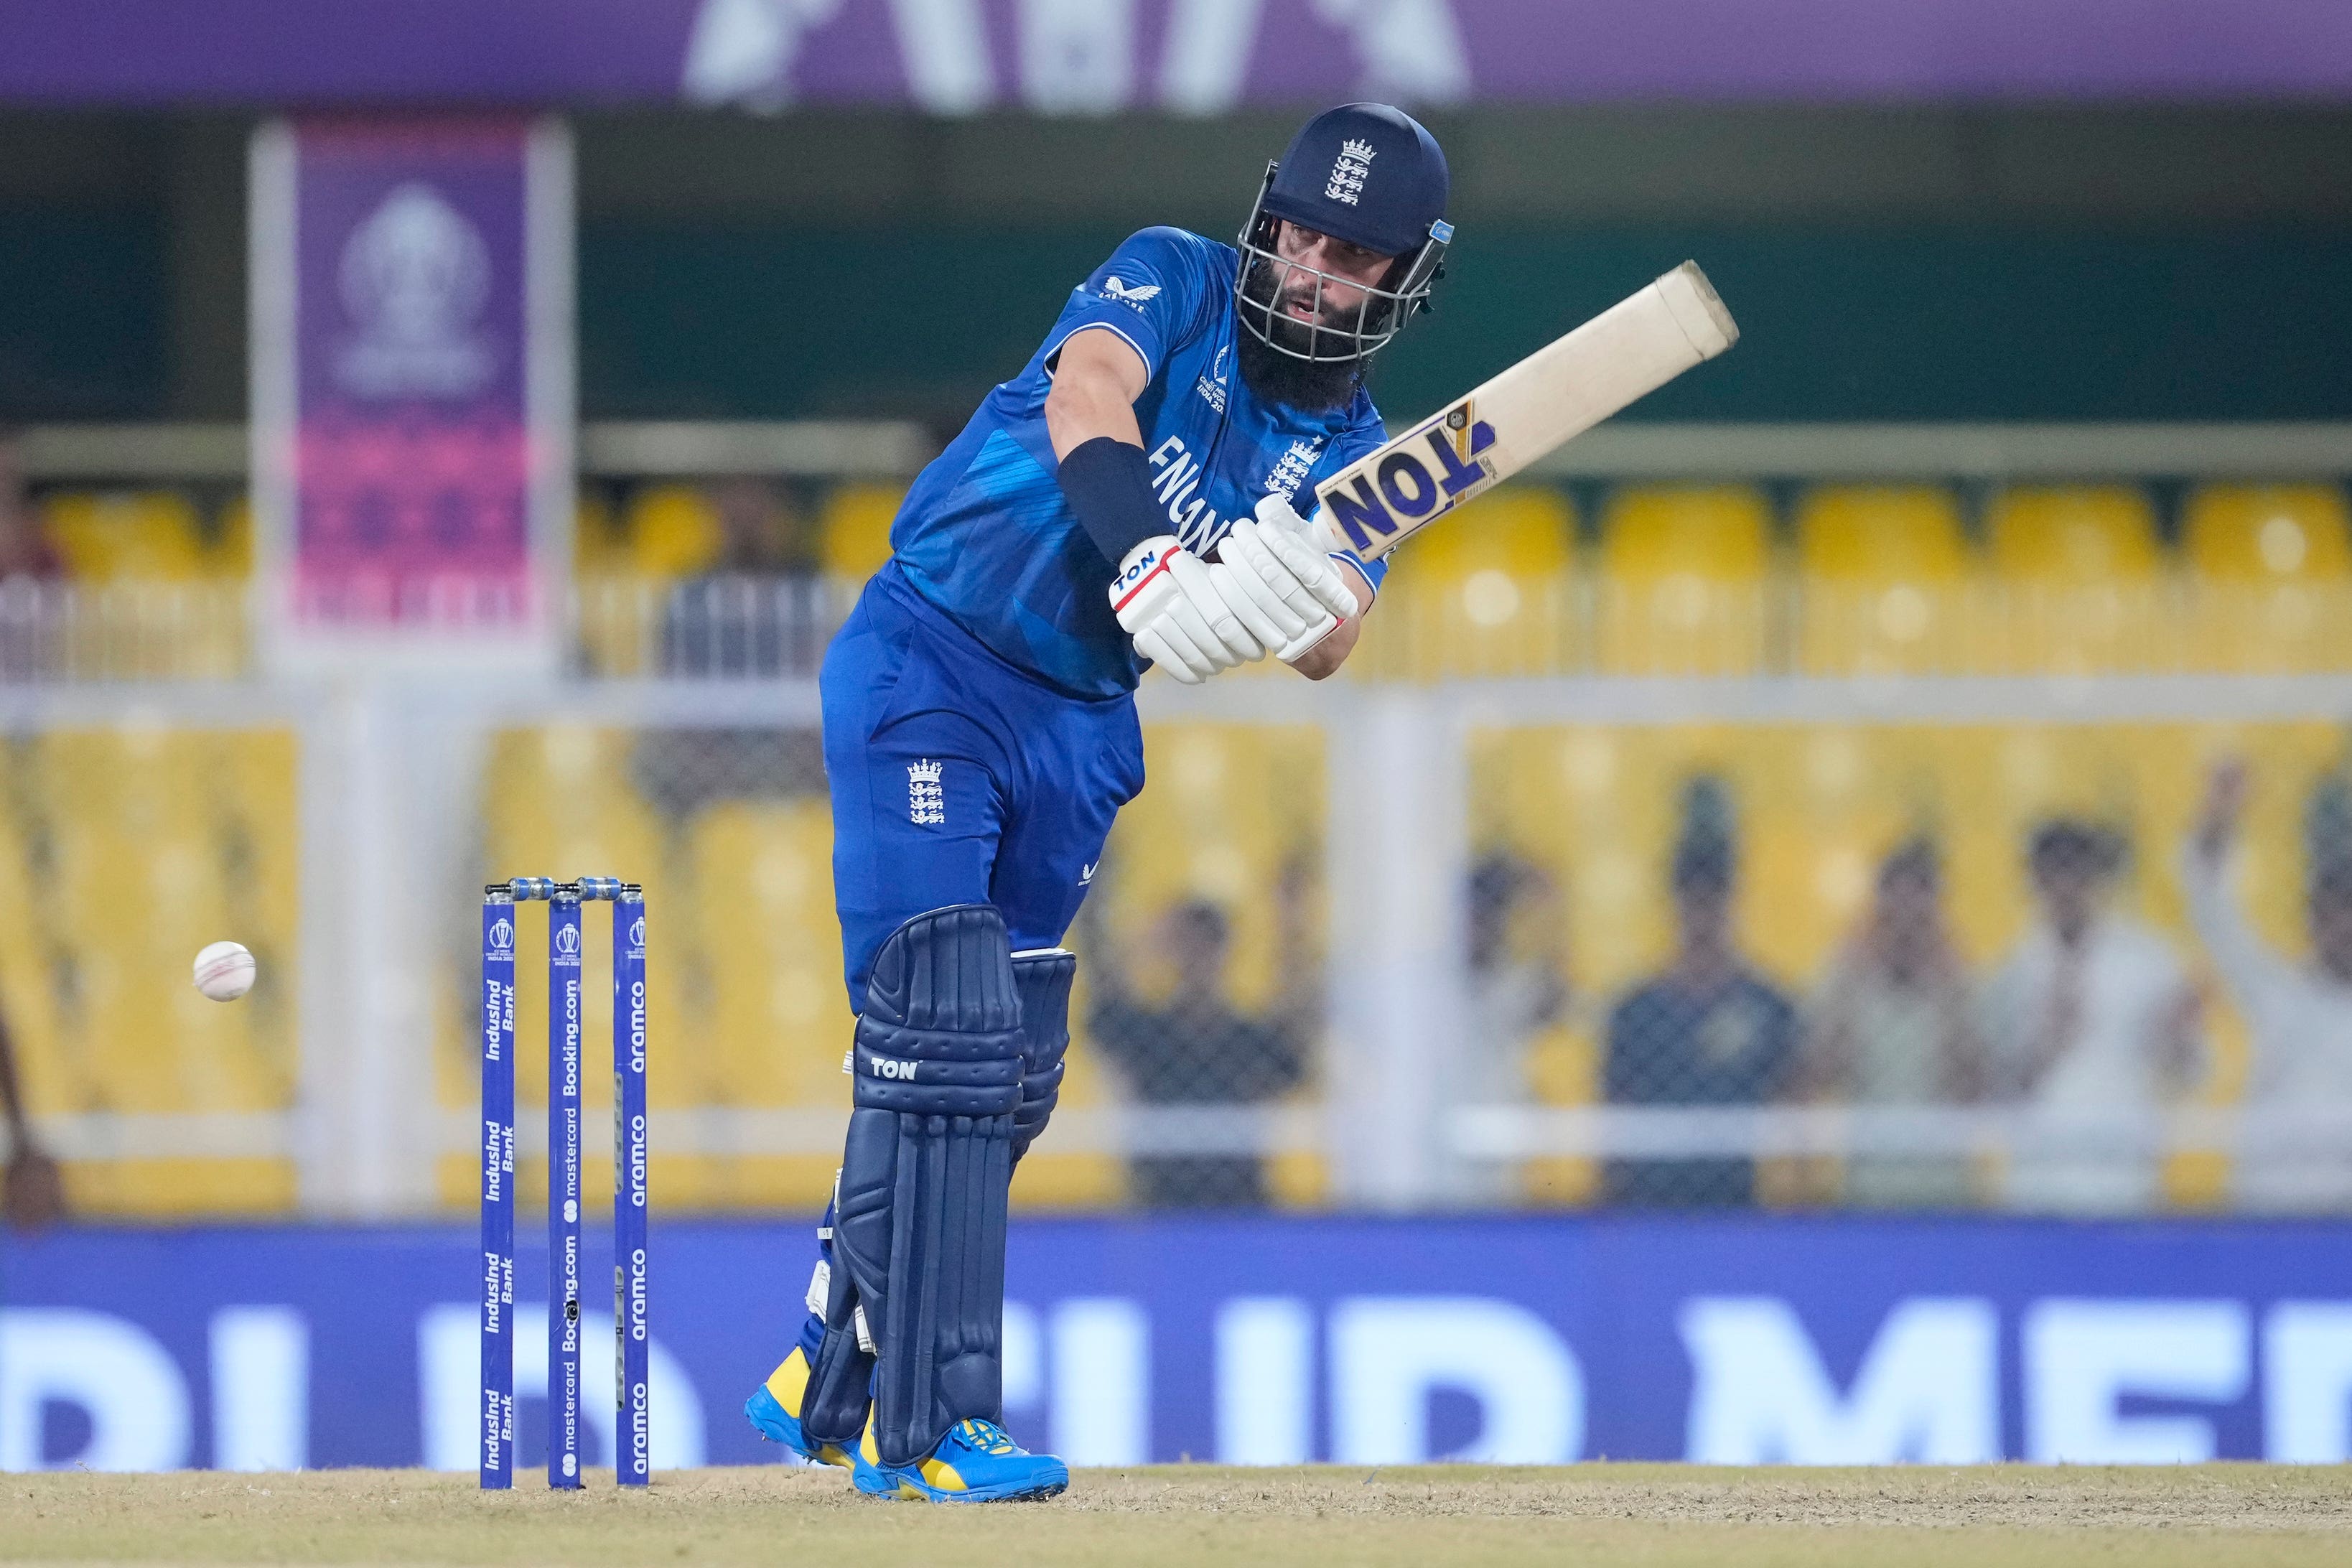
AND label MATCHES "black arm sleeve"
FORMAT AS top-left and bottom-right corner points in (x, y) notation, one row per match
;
(1056, 436), (1165, 569)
